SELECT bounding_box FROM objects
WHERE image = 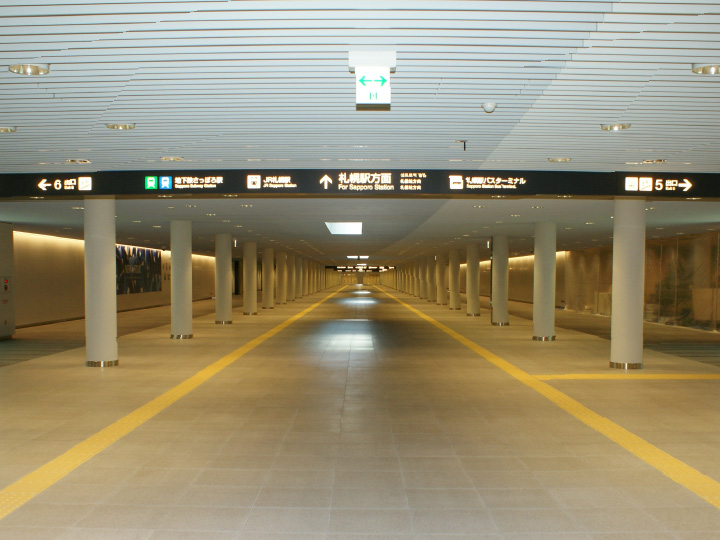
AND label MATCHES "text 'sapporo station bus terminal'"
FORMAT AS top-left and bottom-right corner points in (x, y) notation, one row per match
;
(3, 1), (720, 537)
